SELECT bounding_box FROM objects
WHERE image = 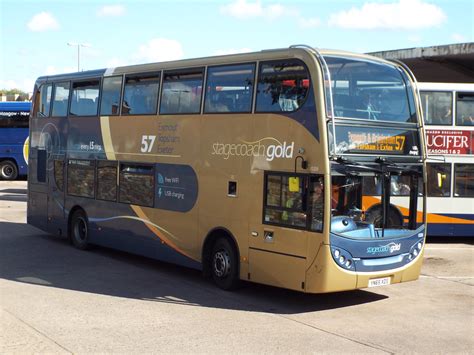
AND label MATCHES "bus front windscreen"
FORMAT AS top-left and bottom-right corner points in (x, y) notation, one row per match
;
(330, 162), (424, 240)
(325, 56), (416, 123)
